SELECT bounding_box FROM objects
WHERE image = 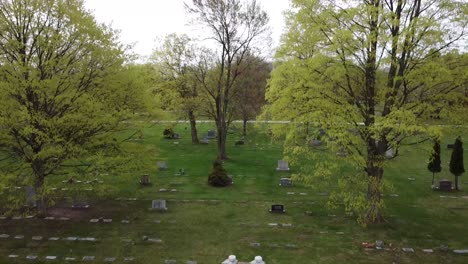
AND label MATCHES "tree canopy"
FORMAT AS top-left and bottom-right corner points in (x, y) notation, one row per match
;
(185, 0), (270, 159)
(0, 0), (136, 215)
(265, 0), (468, 224)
